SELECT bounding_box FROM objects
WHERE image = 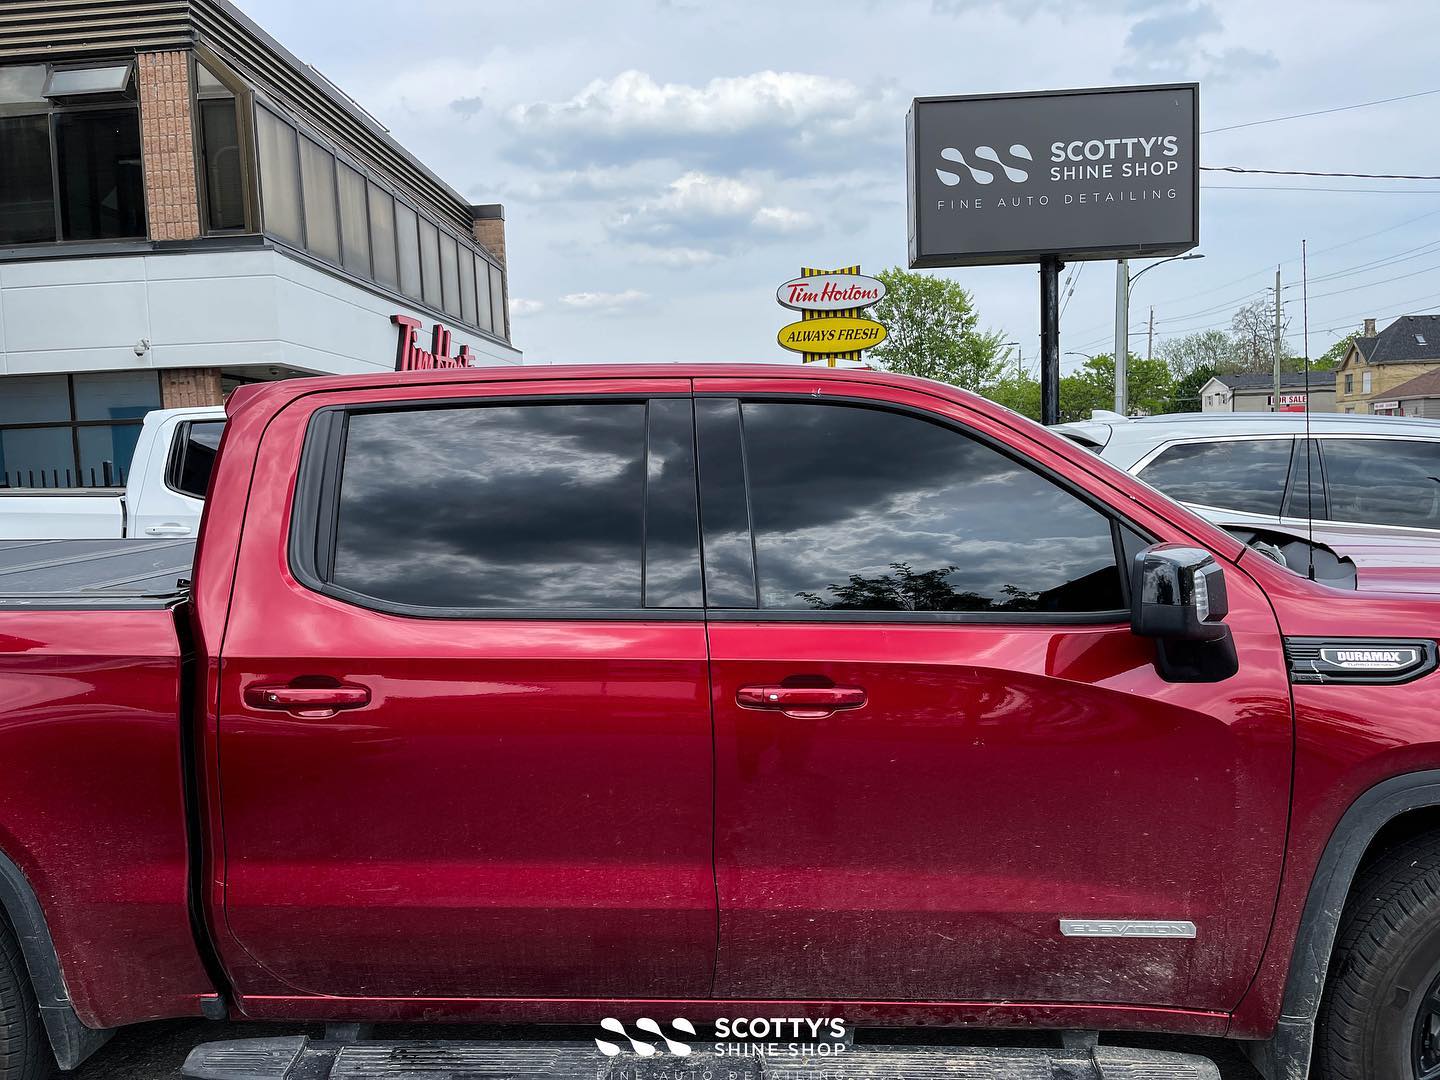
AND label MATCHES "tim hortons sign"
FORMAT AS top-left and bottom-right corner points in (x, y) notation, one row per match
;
(392, 315), (476, 371)
(776, 264), (887, 367)
(776, 272), (887, 312)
